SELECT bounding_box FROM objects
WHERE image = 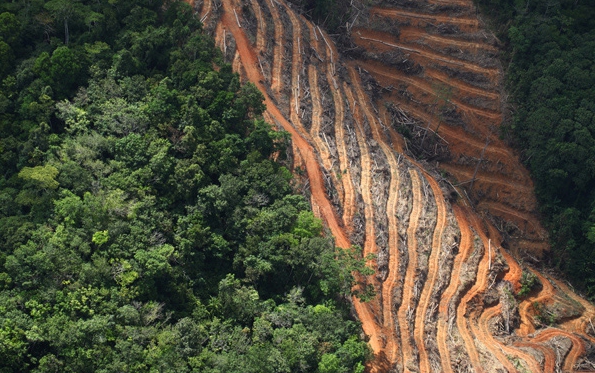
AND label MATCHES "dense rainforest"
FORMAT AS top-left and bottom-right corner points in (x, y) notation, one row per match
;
(0, 1), (371, 372)
(474, 0), (595, 298)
